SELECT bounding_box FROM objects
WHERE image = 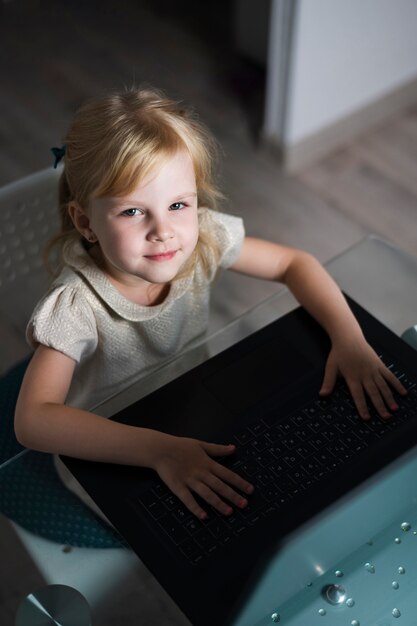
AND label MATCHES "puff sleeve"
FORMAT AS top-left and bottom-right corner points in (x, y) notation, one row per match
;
(202, 209), (245, 271)
(27, 284), (98, 363)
